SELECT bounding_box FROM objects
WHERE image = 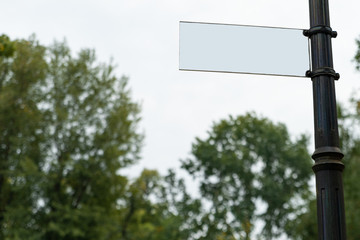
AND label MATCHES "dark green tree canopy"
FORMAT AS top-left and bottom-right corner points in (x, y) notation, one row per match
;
(0, 35), (15, 57)
(118, 169), (202, 240)
(0, 35), (142, 240)
(182, 113), (312, 239)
